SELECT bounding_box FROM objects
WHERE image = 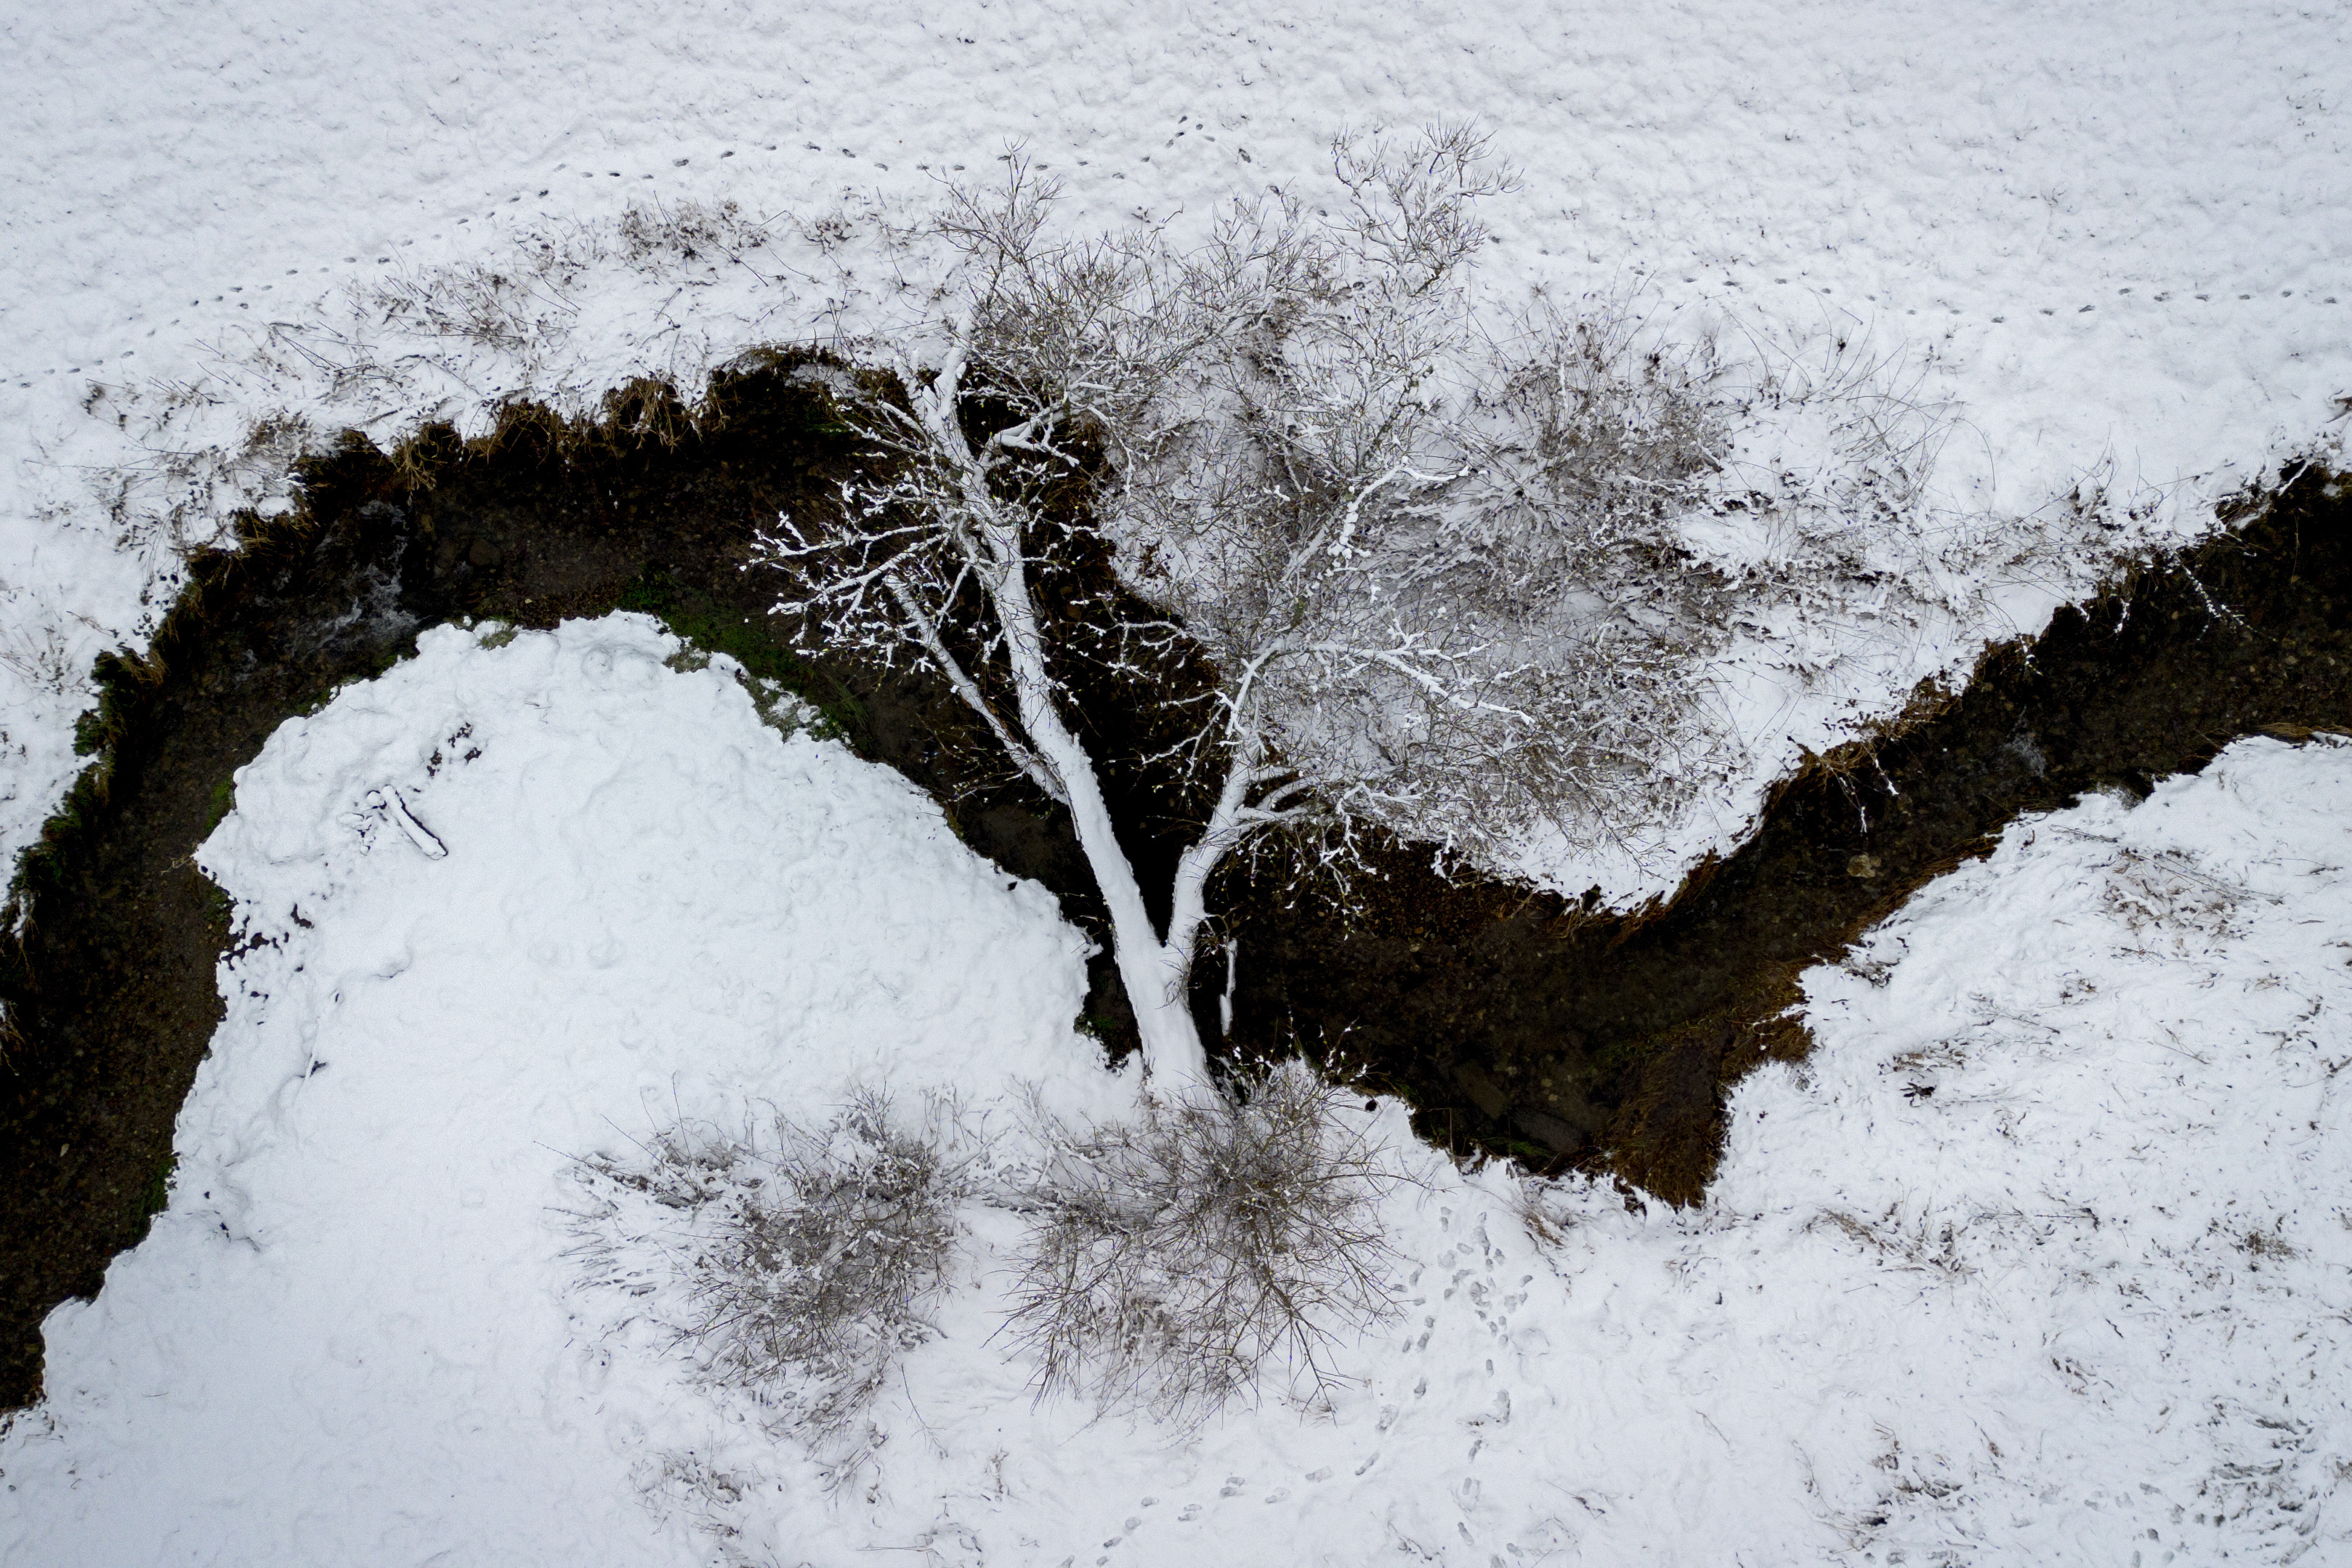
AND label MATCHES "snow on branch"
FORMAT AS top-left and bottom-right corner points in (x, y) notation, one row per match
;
(757, 124), (1953, 1084)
